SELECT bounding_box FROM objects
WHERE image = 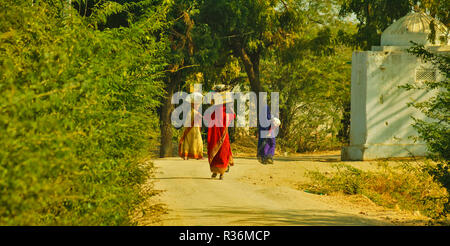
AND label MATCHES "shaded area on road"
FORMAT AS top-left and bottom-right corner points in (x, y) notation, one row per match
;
(275, 155), (340, 163)
(177, 207), (389, 226)
(151, 177), (212, 180)
(234, 153), (341, 163)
